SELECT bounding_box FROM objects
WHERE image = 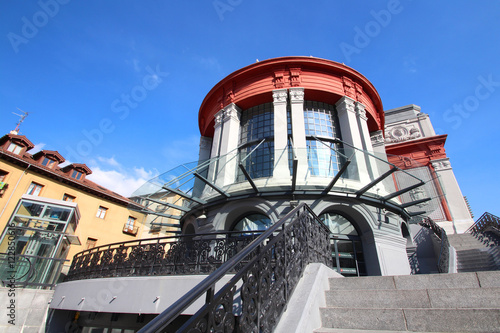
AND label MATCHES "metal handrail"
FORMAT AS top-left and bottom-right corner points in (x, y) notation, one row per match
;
(420, 217), (450, 273)
(66, 230), (266, 281)
(138, 203), (331, 333)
